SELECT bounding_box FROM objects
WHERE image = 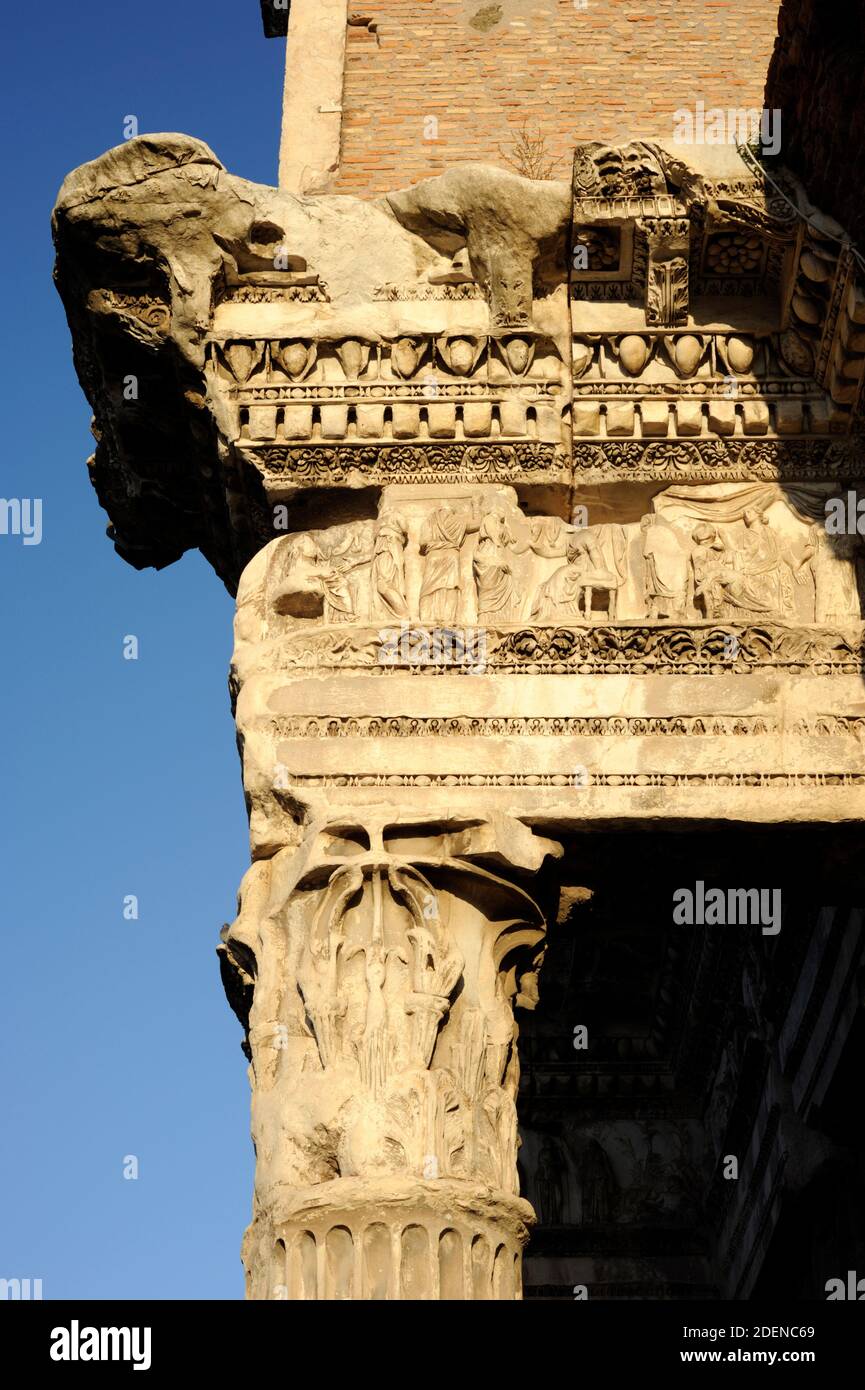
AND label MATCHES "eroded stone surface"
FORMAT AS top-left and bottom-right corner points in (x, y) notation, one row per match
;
(53, 129), (865, 1298)
(219, 813), (560, 1298)
(53, 135), (865, 590)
